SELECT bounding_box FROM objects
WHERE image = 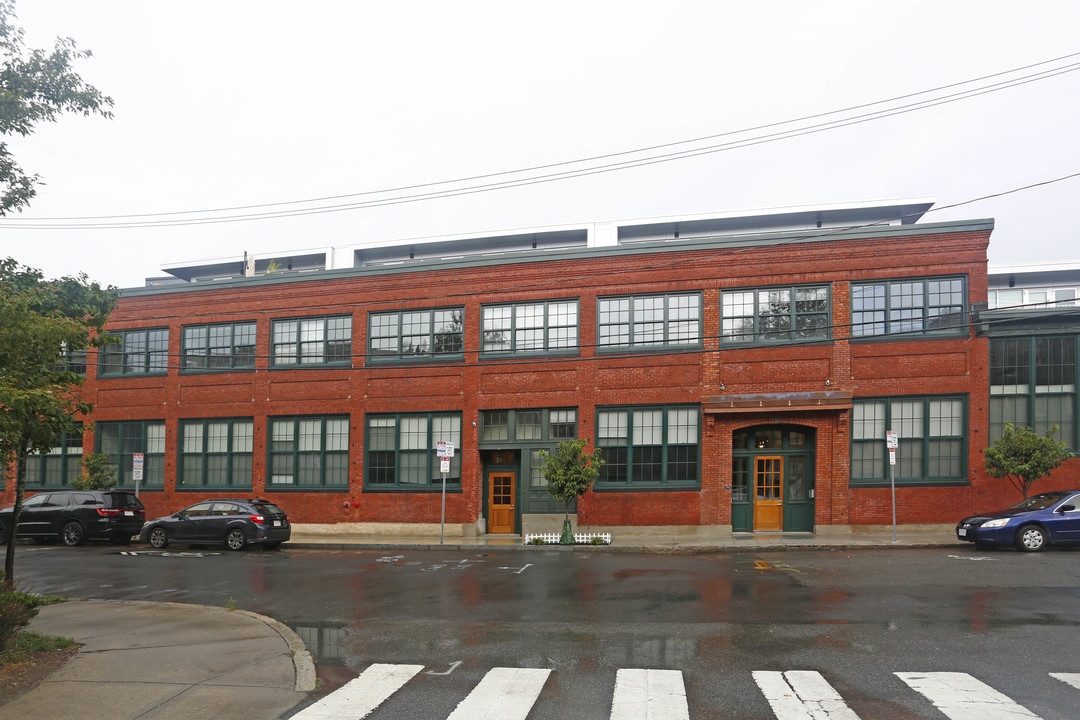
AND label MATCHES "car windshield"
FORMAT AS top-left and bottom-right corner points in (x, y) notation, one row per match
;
(253, 503), (286, 518)
(1007, 492), (1073, 512)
